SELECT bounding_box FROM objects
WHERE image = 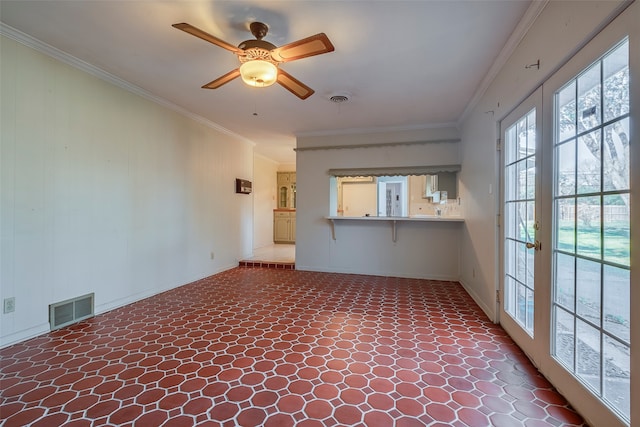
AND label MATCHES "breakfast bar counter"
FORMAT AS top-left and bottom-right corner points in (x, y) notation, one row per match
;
(325, 215), (464, 242)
